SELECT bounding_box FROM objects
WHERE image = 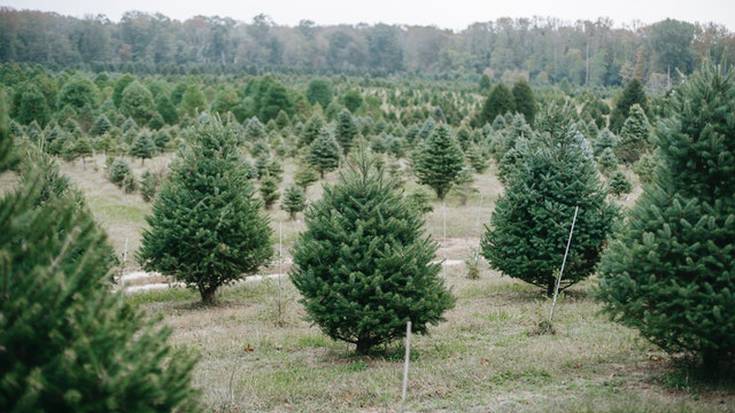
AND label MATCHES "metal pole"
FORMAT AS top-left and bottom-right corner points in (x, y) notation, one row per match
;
(401, 321), (412, 404)
(549, 206), (579, 323)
